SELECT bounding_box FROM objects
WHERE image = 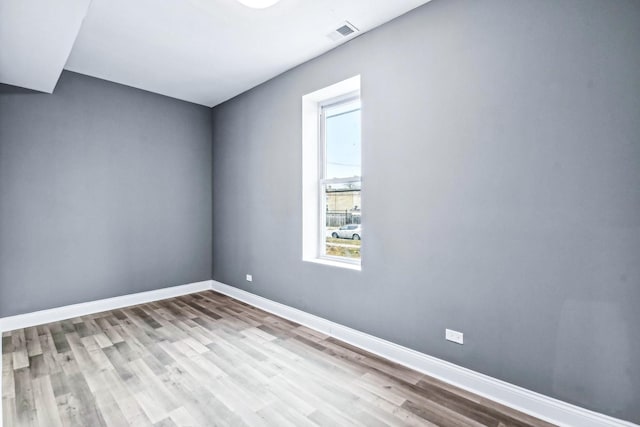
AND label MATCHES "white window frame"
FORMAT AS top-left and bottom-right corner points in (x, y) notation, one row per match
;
(302, 75), (361, 271)
(318, 95), (361, 264)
